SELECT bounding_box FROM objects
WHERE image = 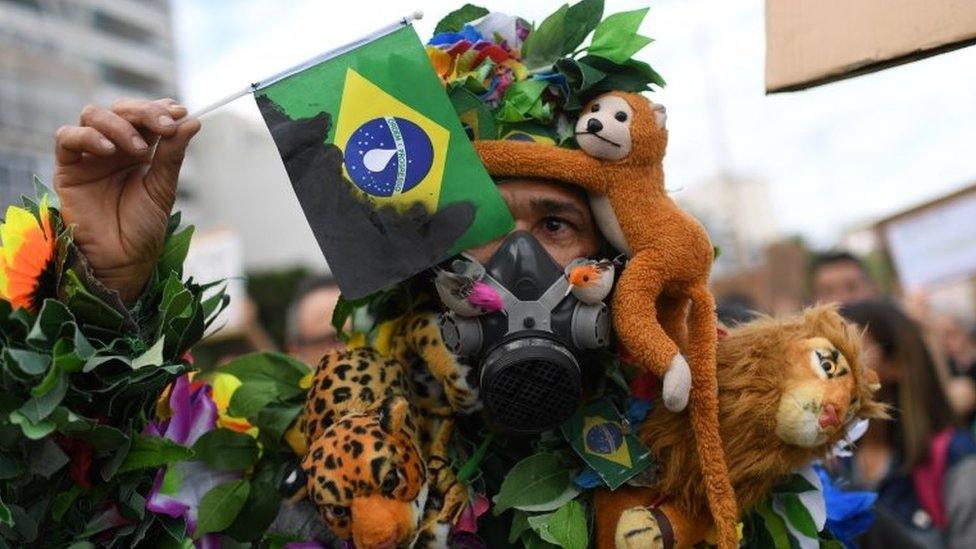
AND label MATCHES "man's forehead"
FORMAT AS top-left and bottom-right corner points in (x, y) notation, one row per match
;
(496, 178), (589, 211)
